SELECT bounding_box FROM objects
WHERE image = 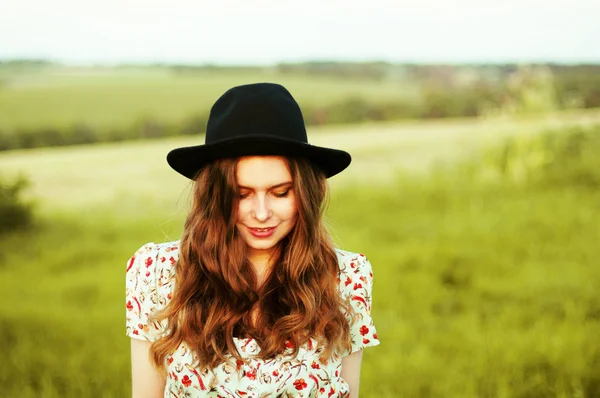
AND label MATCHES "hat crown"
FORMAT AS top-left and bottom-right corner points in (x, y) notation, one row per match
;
(166, 82), (351, 180)
(206, 83), (308, 144)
